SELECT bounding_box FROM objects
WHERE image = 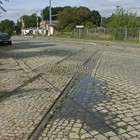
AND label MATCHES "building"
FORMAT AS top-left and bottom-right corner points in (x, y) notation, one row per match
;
(21, 20), (59, 36)
(40, 20), (59, 36)
(21, 27), (45, 36)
